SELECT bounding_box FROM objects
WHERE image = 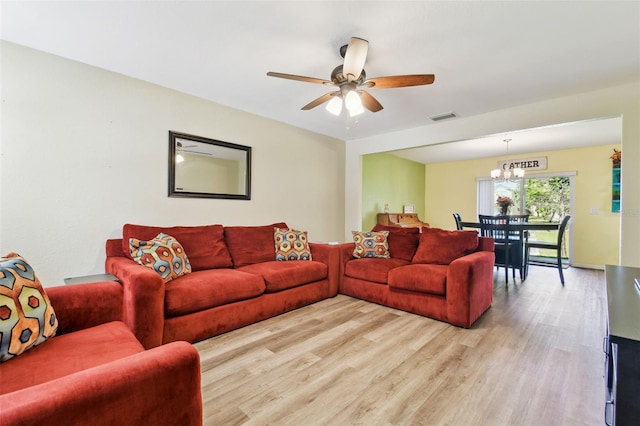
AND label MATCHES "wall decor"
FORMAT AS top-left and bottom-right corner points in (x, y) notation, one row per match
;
(168, 131), (251, 200)
(611, 148), (621, 213)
